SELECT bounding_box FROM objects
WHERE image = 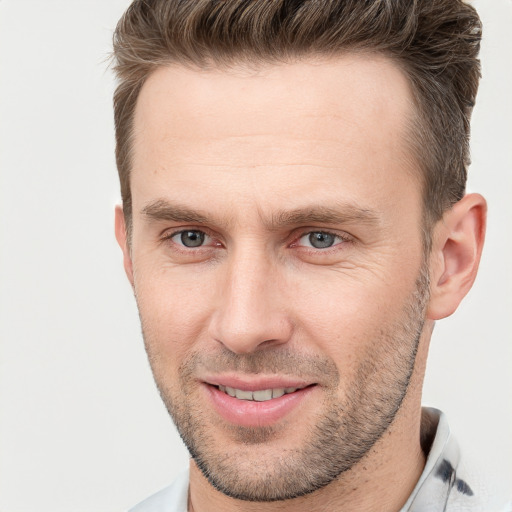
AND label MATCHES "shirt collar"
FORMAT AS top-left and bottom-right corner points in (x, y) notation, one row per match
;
(401, 407), (469, 511)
